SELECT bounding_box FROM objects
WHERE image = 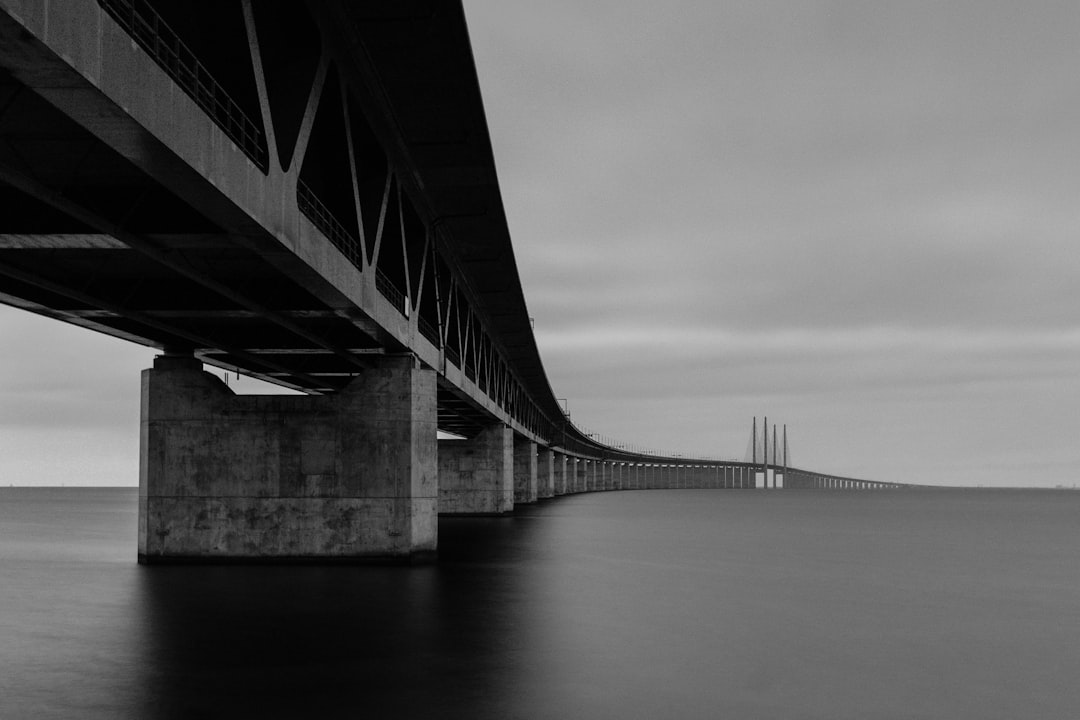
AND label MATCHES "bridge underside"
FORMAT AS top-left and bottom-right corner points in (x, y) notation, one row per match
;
(0, 60), (495, 434)
(0, 0), (901, 563)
